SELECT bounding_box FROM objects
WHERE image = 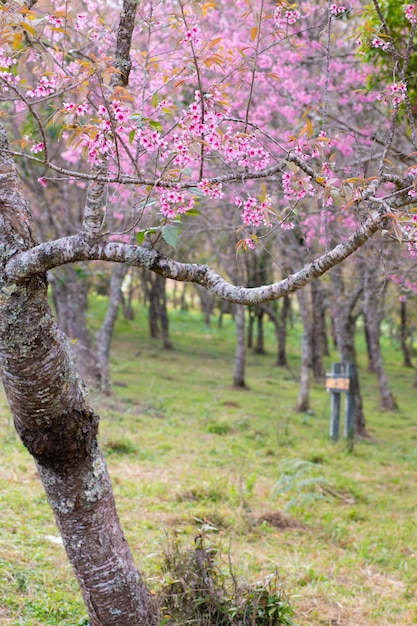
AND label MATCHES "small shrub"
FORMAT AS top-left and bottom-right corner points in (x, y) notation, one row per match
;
(158, 532), (295, 625)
